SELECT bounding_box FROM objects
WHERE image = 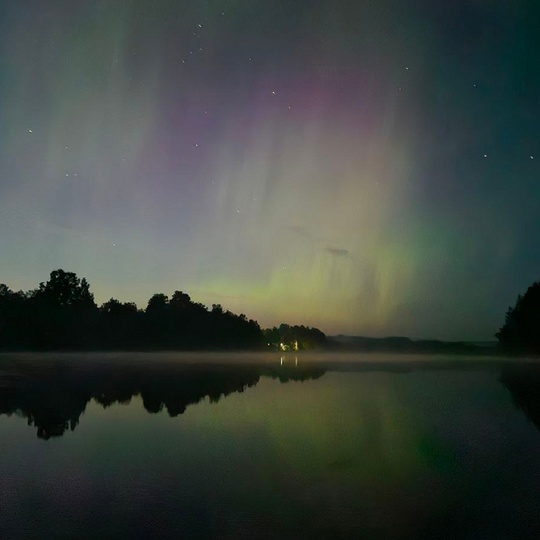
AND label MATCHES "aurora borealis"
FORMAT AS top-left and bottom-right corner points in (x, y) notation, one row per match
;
(1, 1), (539, 340)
